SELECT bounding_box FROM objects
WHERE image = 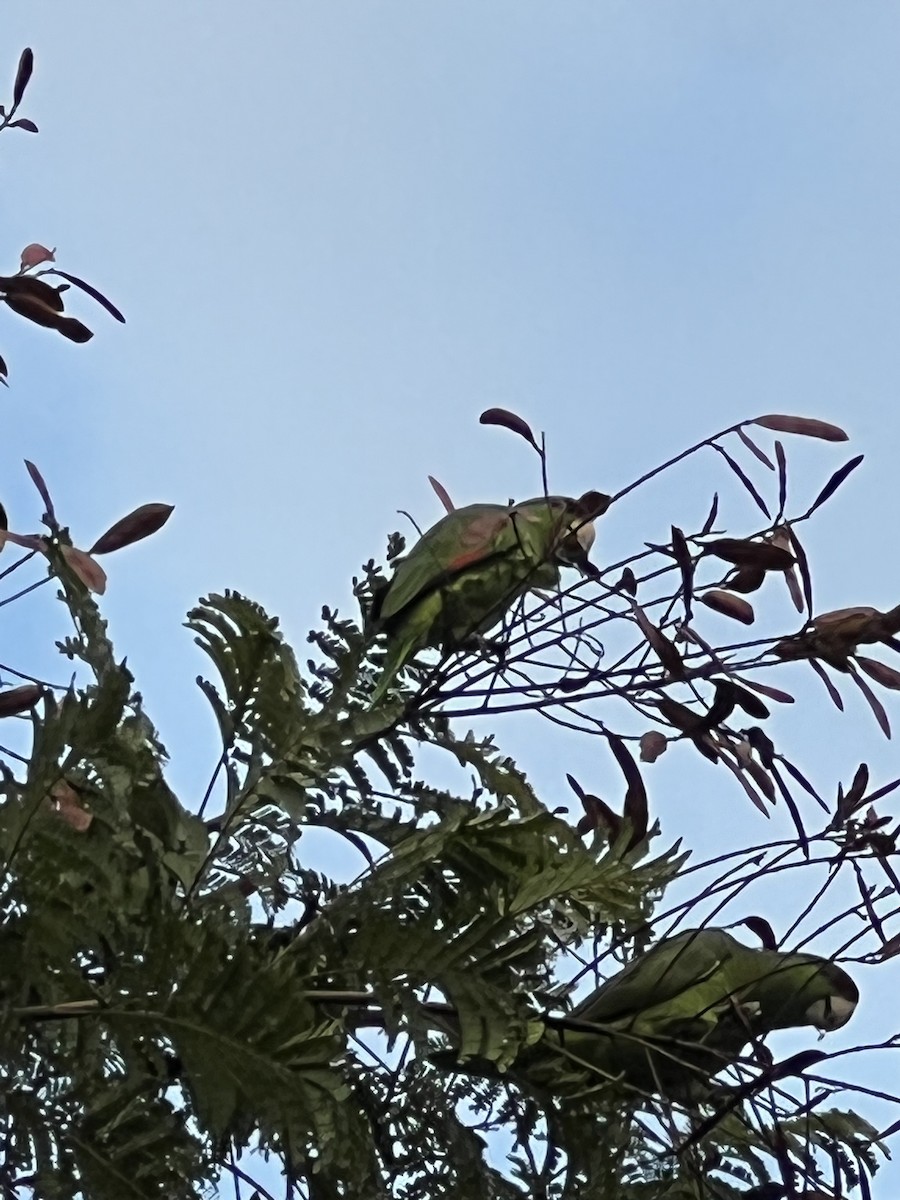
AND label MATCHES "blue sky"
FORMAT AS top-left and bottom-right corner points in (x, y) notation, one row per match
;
(4, 3), (900, 1192)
